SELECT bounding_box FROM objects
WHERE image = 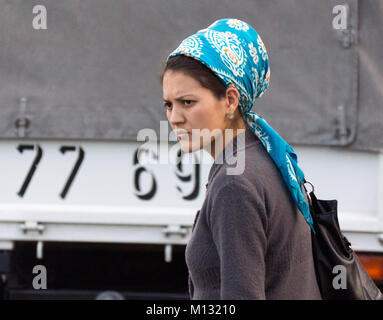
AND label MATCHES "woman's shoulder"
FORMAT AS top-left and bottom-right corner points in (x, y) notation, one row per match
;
(204, 161), (269, 234)
(206, 137), (291, 214)
(206, 163), (267, 216)
(209, 141), (278, 191)
(205, 127), (290, 210)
